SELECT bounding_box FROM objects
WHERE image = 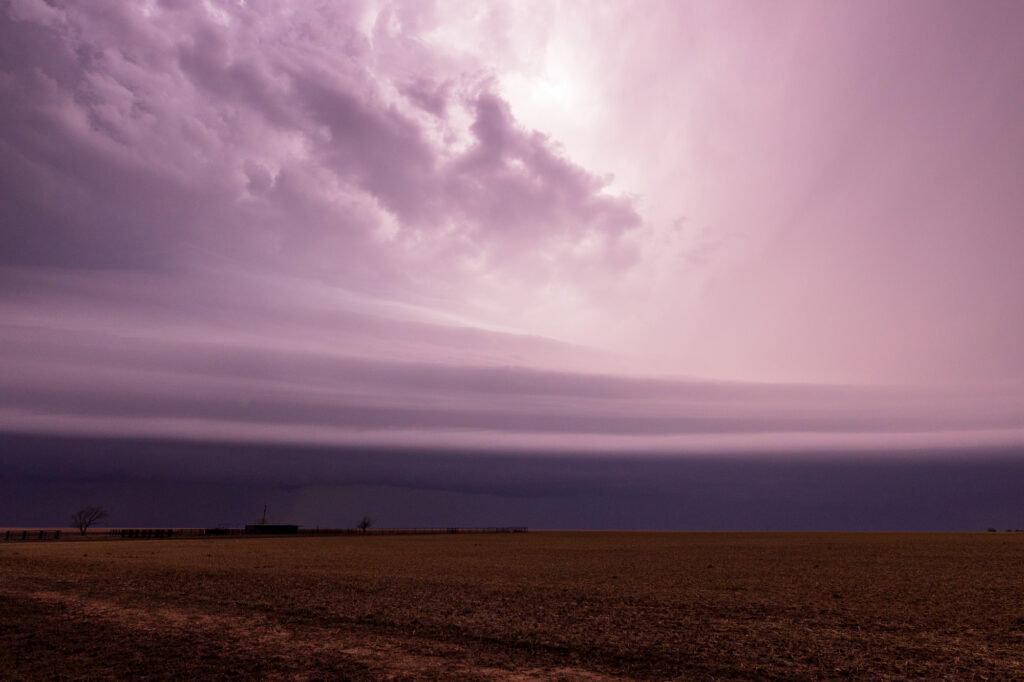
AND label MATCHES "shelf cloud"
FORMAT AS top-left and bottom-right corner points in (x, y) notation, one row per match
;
(2, 0), (1024, 495)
